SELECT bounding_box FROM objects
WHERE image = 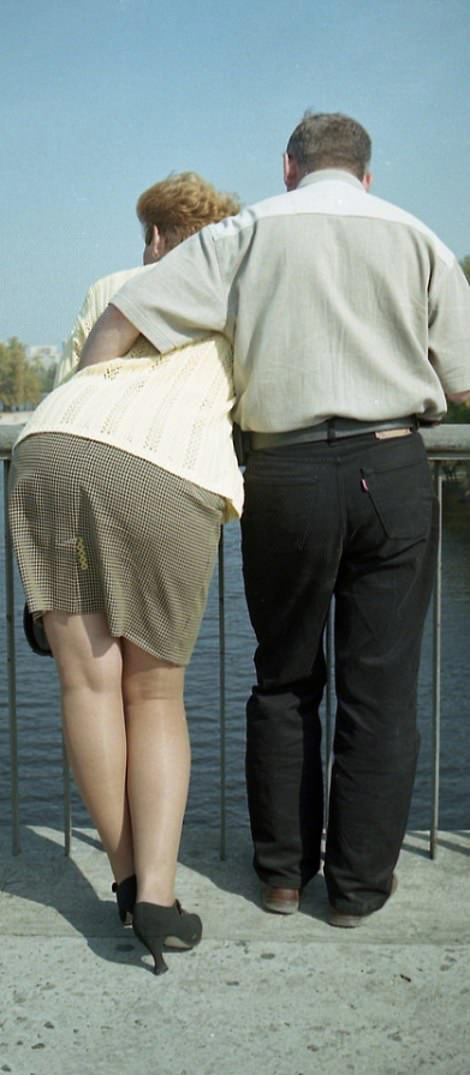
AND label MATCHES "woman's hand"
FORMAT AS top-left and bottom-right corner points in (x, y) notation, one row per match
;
(78, 304), (140, 370)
